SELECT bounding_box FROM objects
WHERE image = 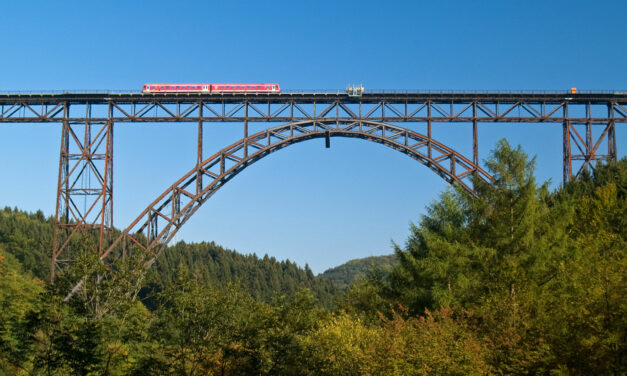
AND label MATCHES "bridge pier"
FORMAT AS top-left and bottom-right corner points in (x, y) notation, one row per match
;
(562, 101), (618, 185)
(51, 103), (114, 282)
